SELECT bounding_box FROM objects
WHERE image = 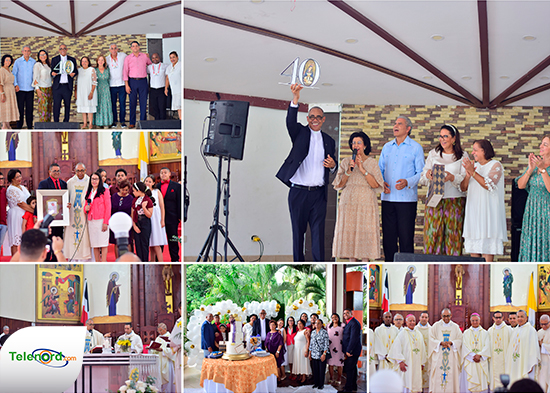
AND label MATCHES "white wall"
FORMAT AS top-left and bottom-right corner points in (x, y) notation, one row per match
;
(184, 99), (296, 260)
(163, 37), (181, 64)
(490, 263), (536, 308)
(84, 264), (131, 319)
(385, 264), (428, 306)
(98, 131), (140, 161)
(0, 265), (35, 322)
